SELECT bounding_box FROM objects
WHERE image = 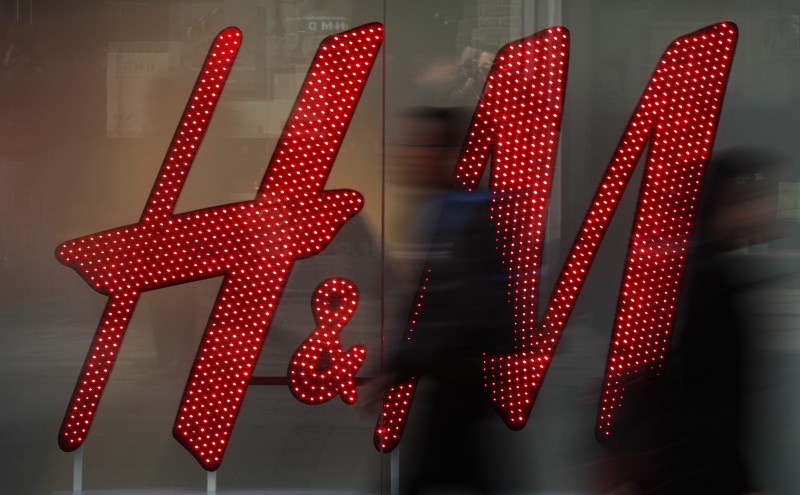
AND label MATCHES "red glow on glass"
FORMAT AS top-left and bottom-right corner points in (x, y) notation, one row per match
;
(375, 22), (737, 451)
(374, 270), (429, 451)
(56, 23), (383, 471)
